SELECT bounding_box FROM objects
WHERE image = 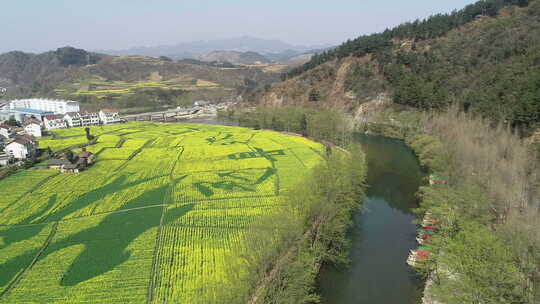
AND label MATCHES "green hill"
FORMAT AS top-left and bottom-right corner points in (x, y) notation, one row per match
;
(258, 0), (539, 129)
